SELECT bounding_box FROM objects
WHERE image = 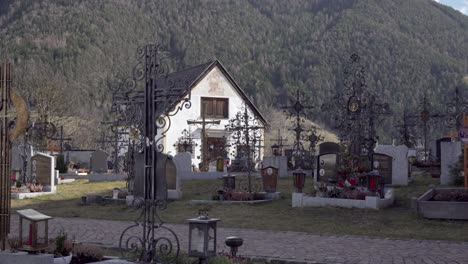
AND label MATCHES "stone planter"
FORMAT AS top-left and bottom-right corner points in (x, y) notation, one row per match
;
(415, 188), (468, 219)
(53, 253), (72, 264)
